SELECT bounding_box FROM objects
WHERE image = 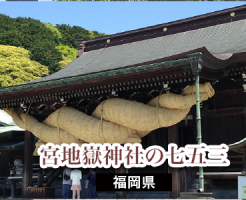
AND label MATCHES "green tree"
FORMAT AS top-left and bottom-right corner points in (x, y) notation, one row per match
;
(55, 45), (78, 61)
(30, 39), (62, 74)
(58, 55), (73, 69)
(93, 30), (109, 38)
(44, 23), (62, 40)
(0, 15), (62, 73)
(56, 24), (108, 49)
(0, 14), (107, 74)
(55, 45), (78, 68)
(0, 30), (24, 47)
(0, 45), (49, 87)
